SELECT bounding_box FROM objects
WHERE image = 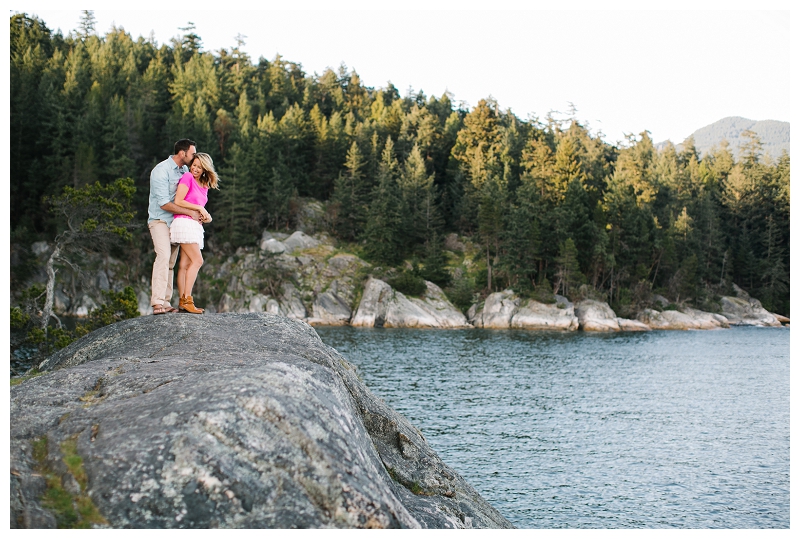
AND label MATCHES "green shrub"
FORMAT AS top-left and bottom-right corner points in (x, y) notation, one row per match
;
(533, 278), (556, 304)
(11, 286), (140, 365)
(445, 276), (477, 313)
(10, 307), (30, 329)
(83, 286), (139, 331)
(388, 270), (427, 297)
